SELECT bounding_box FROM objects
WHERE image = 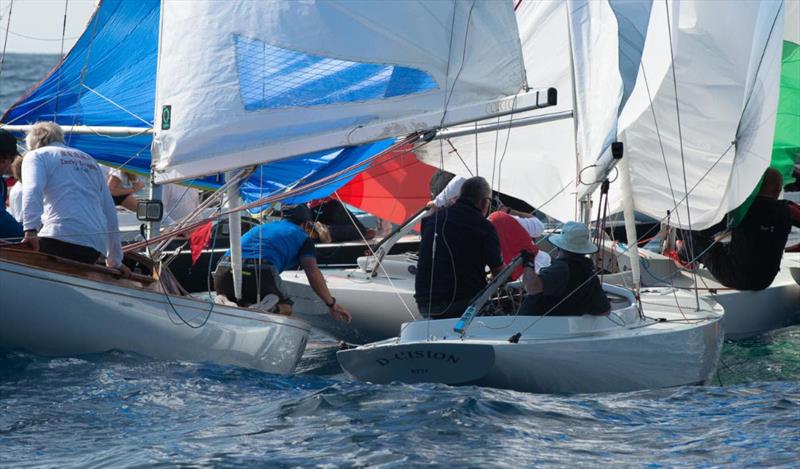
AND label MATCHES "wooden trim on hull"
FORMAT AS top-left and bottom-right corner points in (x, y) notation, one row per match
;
(0, 245), (311, 331)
